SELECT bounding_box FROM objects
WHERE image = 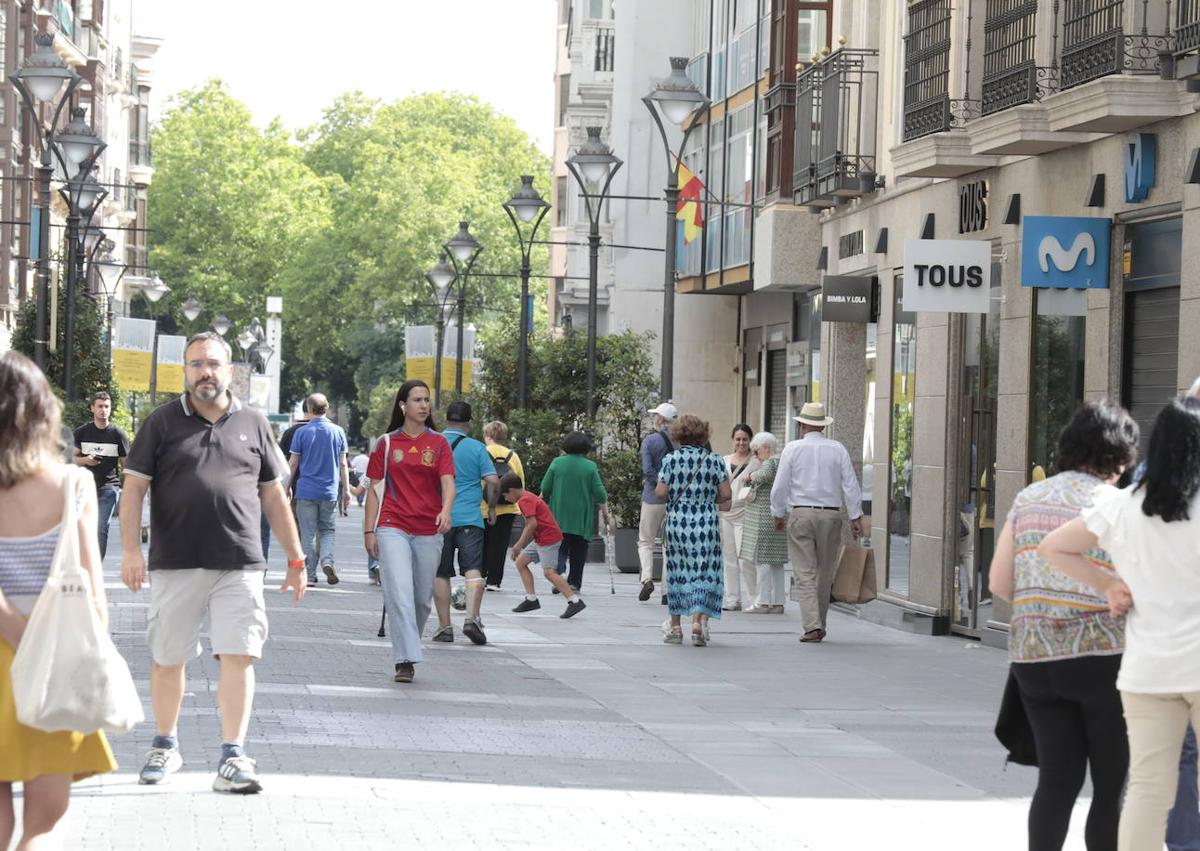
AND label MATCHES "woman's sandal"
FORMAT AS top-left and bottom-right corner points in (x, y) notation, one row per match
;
(691, 625), (707, 647)
(663, 626), (683, 644)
